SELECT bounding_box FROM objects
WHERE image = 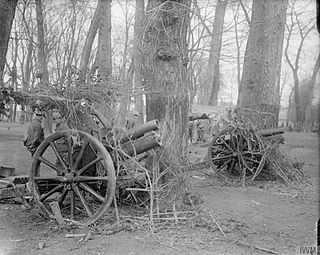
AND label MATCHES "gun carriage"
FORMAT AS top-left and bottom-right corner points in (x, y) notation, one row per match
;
(28, 115), (161, 226)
